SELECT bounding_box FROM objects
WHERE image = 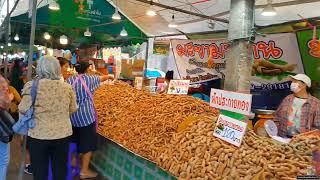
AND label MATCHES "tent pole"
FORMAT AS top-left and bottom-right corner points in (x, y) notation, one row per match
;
(27, 0), (37, 81)
(224, 0), (255, 92)
(4, 0), (9, 79)
(144, 40), (149, 75)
